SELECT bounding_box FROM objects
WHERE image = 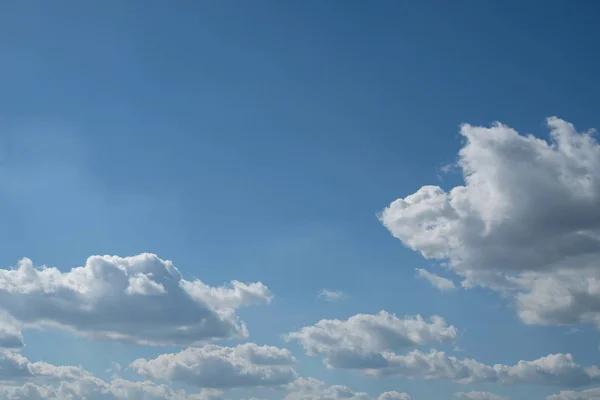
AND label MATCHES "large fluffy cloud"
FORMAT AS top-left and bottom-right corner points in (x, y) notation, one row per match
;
(379, 118), (600, 327)
(284, 377), (412, 400)
(0, 253), (271, 345)
(131, 343), (297, 388)
(284, 311), (457, 369)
